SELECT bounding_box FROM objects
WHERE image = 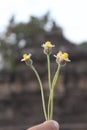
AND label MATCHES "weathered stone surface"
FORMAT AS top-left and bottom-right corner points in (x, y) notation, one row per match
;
(0, 30), (87, 129)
